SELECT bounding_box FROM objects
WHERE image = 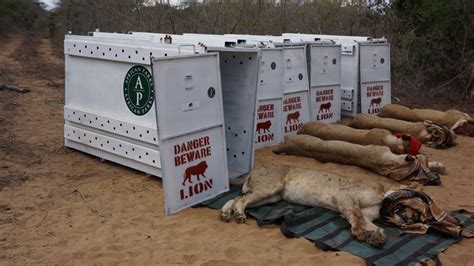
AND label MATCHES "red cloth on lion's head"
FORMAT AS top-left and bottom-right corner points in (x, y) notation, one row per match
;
(395, 133), (422, 155)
